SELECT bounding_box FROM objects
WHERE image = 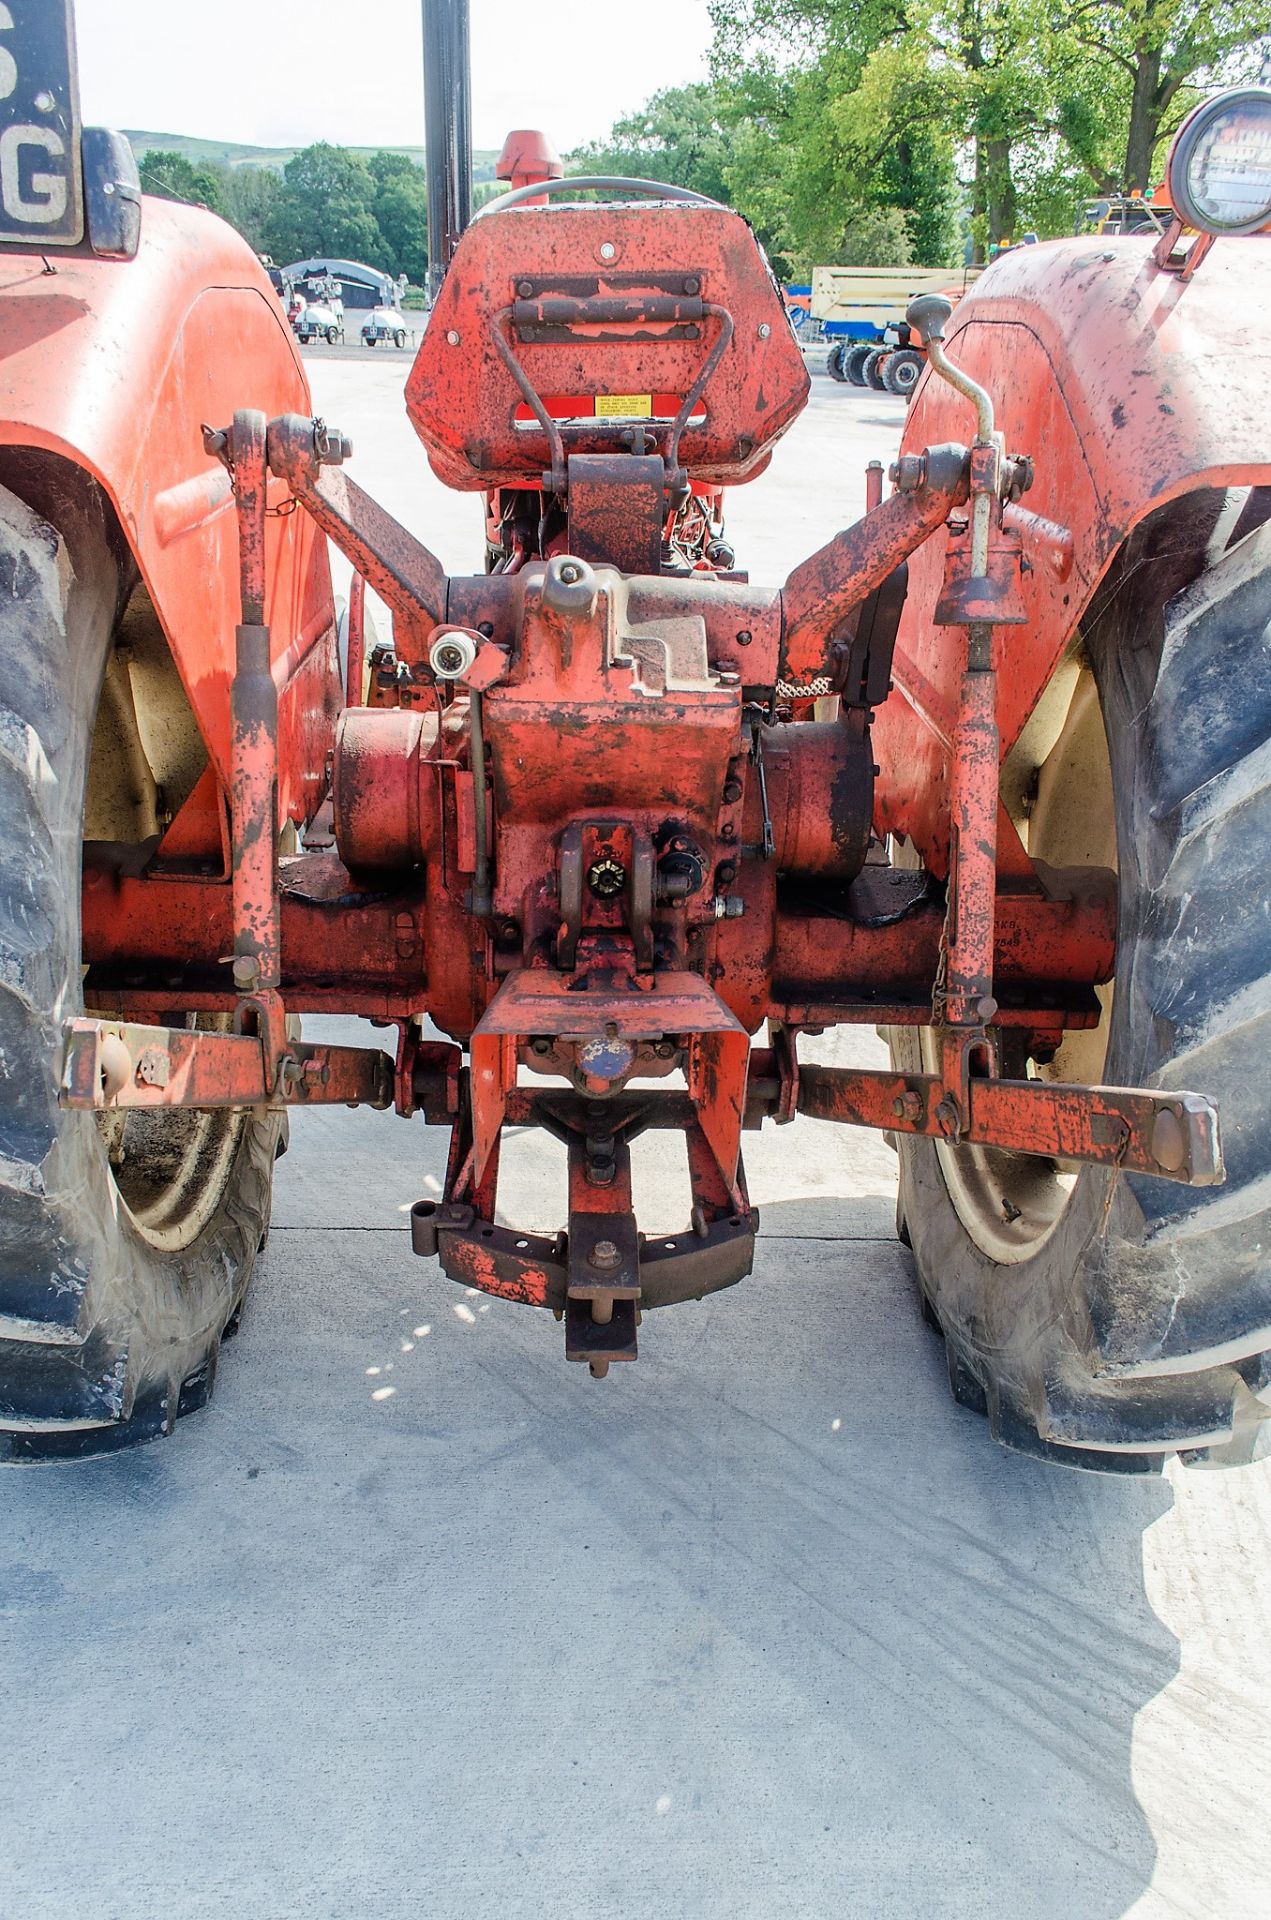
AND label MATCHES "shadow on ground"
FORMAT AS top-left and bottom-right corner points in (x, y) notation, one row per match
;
(0, 1150), (1177, 1920)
